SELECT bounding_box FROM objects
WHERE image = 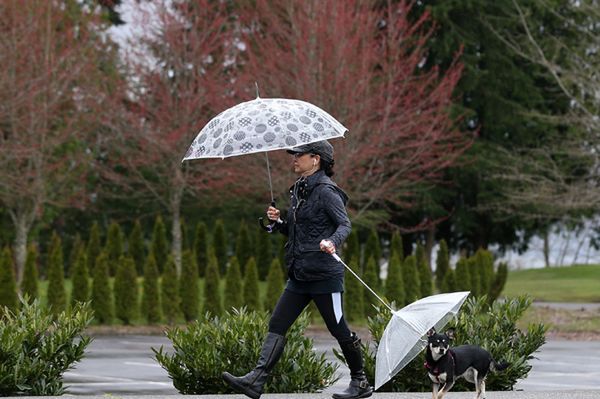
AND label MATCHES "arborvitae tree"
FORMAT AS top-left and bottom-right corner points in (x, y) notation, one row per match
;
(243, 257), (261, 312)
(161, 255), (180, 324)
(235, 221), (252, 275)
(454, 257), (472, 293)
(193, 221), (208, 278)
(264, 258), (284, 311)
(363, 229), (381, 273)
(180, 218), (189, 251)
(115, 255), (138, 324)
(390, 231), (404, 262)
(68, 233), (83, 278)
(21, 245), (39, 303)
(440, 267), (457, 293)
(385, 254), (405, 308)
(92, 251), (113, 324)
(151, 215), (169, 274)
(142, 252), (161, 324)
(212, 219), (227, 276)
(435, 239), (450, 290)
(70, 247), (90, 306)
(403, 255), (421, 305)
(344, 257), (364, 322)
(179, 249), (199, 322)
(474, 248), (494, 296)
(129, 220), (145, 276)
(203, 253), (223, 316)
(224, 256), (243, 312)
(362, 256), (380, 318)
(106, 221), (124, 276)
(489, 262), (508, 302)
(255, 229), (272, 281)
(344, 229), (360, 264)
(467, 256), (481, 297)
(416, 242), (433, 297)
(87, 222), (102, 272)
(0, 247), (18, 314)
(47, 232), (66, 315)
